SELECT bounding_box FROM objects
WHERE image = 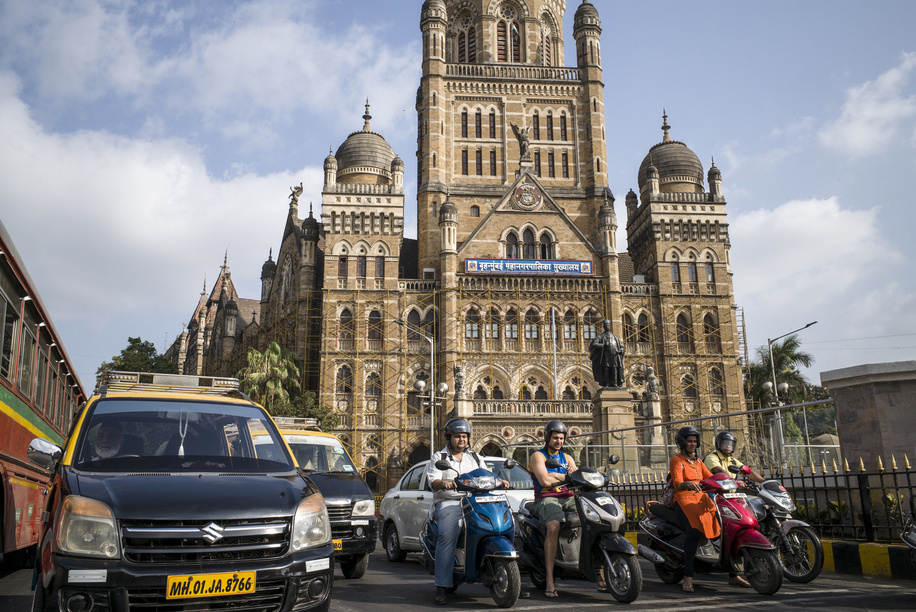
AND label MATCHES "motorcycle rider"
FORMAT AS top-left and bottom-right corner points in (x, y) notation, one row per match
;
(425, 418), (486, 605)
(528, 420), (579, 598)
(704, 431), (765, 484)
